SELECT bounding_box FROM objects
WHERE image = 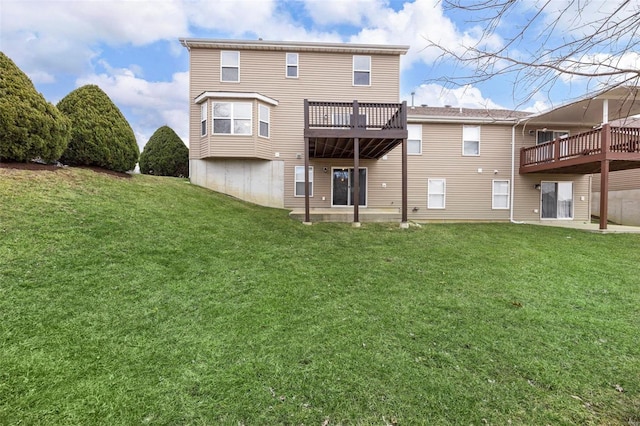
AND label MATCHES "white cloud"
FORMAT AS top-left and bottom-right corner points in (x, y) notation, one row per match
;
(557, 52), (640, 86)
(76, 63), (189, 148)
(302, 0), (389, 26)
(186, 0), (277, 35)
(406, 84), (505, 109)
(348, 0), (503, 69)
(1, 0), (189, 78)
